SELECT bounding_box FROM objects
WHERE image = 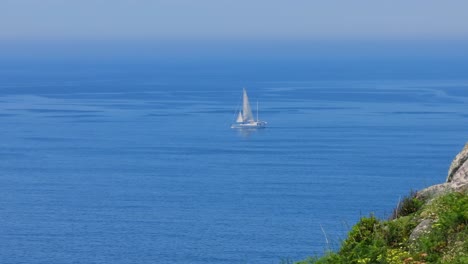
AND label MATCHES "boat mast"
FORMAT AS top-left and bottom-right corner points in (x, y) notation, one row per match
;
(256, 101), (259, 121)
